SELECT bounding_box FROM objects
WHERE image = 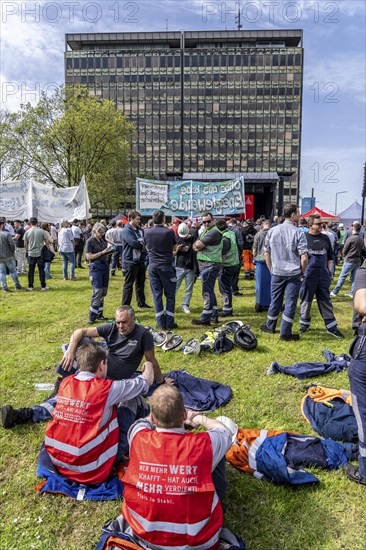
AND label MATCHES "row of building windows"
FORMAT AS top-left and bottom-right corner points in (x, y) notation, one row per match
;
(65, 52), (302, 70)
